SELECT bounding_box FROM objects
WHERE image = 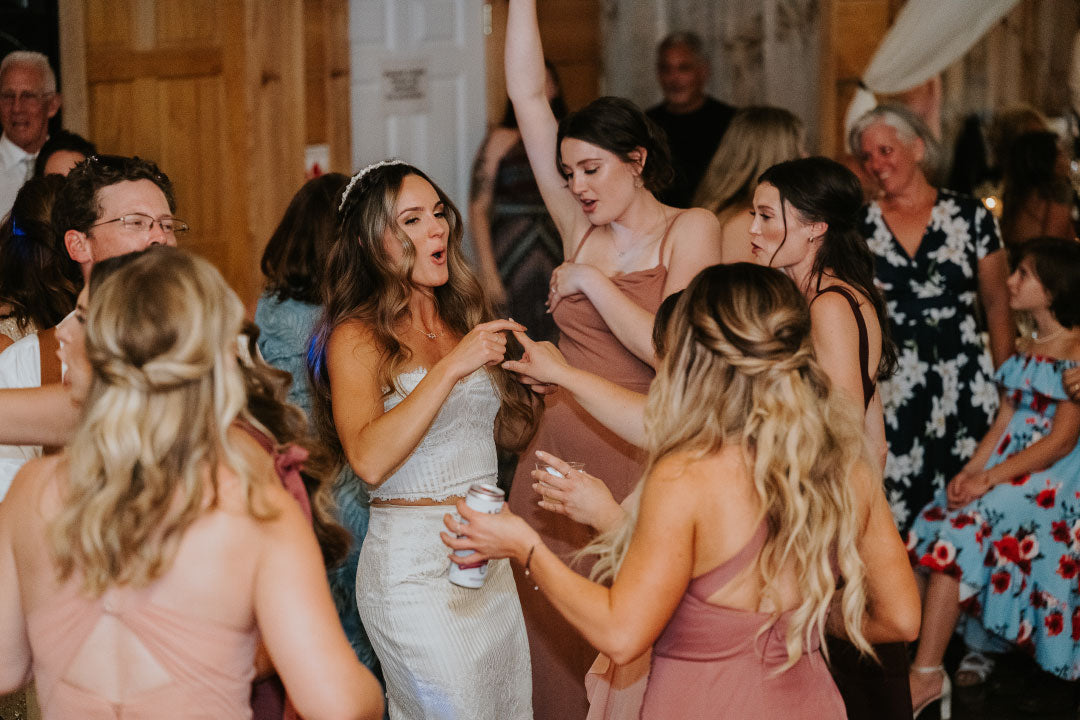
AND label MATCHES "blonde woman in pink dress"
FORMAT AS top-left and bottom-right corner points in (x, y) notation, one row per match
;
(446, 263), (921, 720)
